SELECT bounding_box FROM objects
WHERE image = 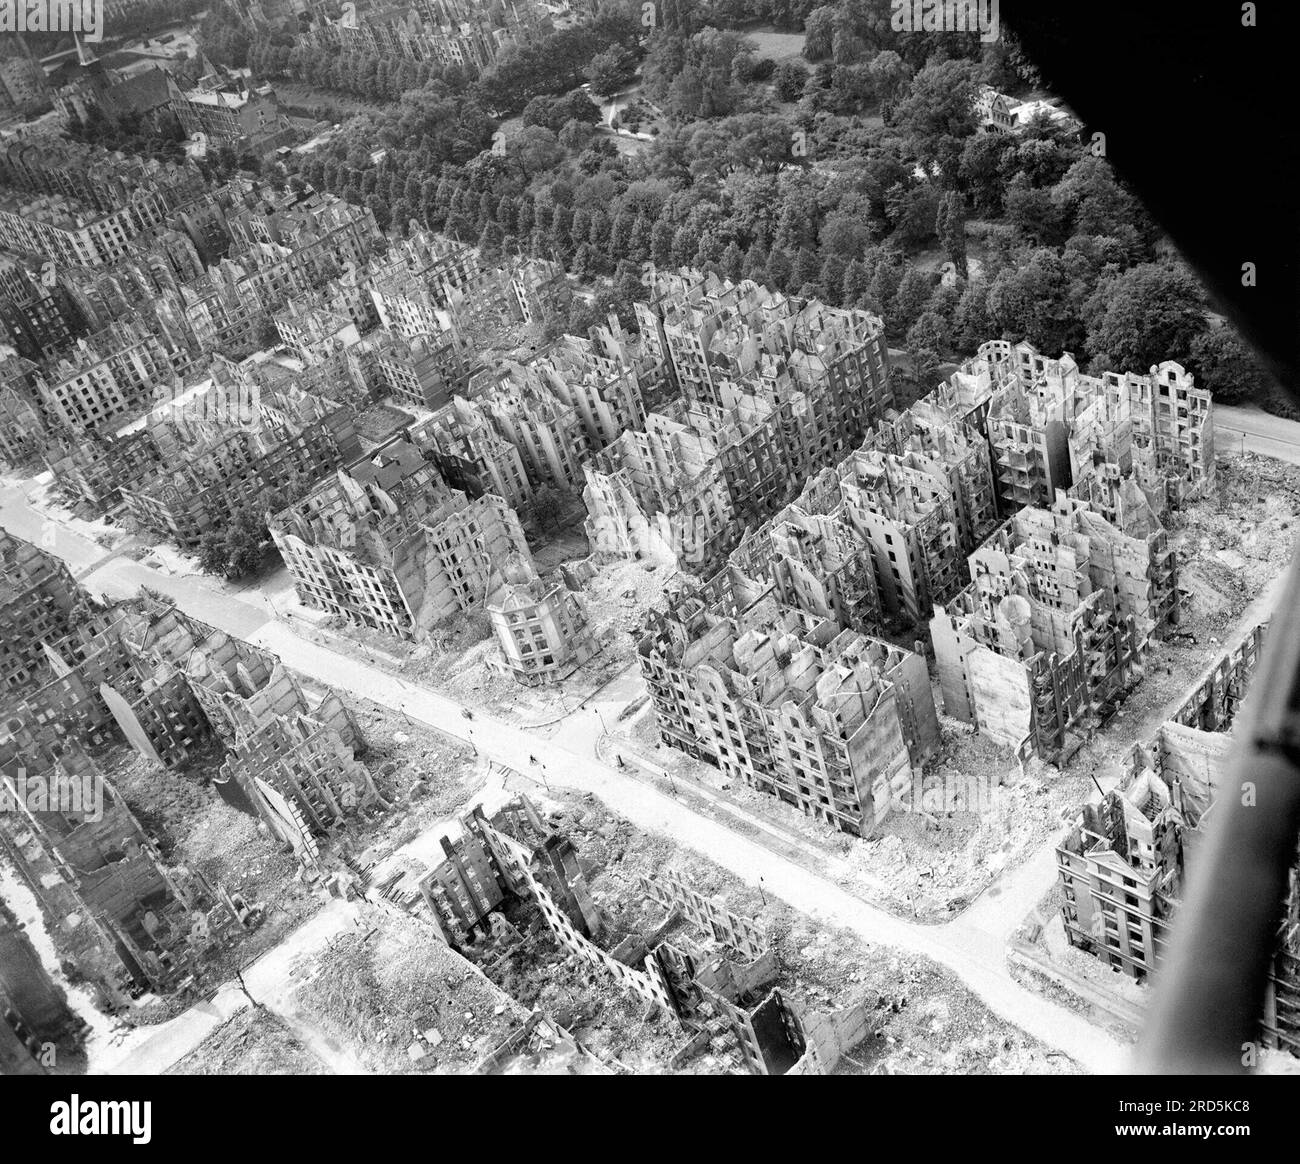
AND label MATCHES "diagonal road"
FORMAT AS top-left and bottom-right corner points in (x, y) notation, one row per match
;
(1213, 404), (1300, 466)
(2, 476), (1129, 1073)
